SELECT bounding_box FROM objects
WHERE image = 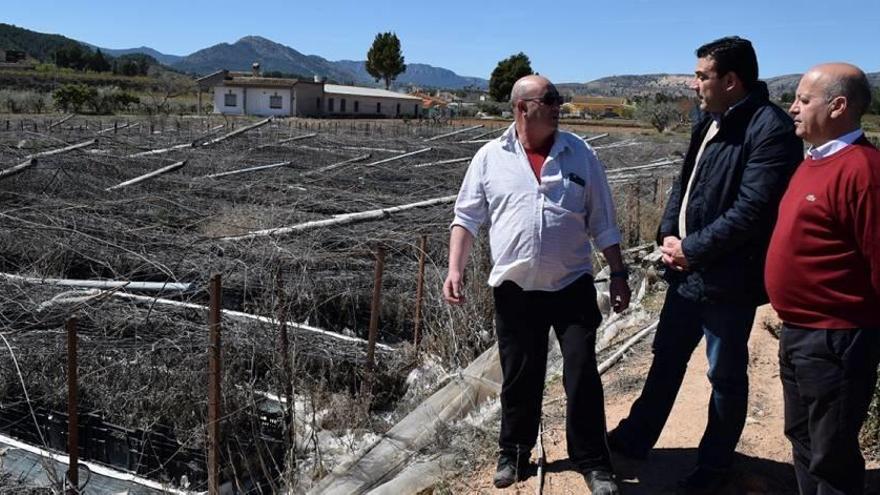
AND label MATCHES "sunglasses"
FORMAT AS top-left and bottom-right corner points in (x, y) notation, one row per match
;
(522, 92), (564, 106)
